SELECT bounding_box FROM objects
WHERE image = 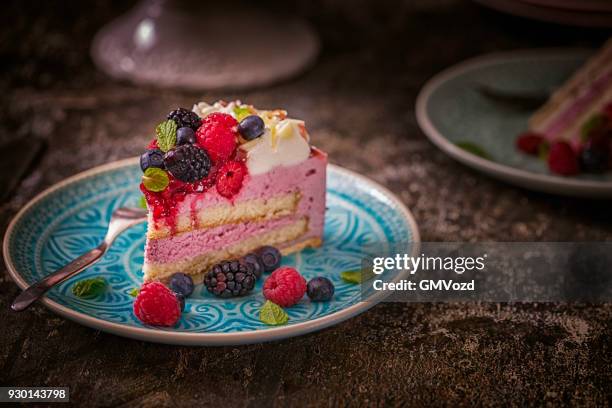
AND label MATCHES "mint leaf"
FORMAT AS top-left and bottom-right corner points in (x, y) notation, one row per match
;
(341, 268), (374, 284)
(260, 300), (289, 326)
(233, 105), (251, 121)
(138, 195), (147, 209)
(129, 288), (140, 297)
(581, 114), (606, 142)
(142, 168), (169, 192)
(72, 277), (107, 298)
(156, 119), (177, 152)
(455, 141), (491, 160)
